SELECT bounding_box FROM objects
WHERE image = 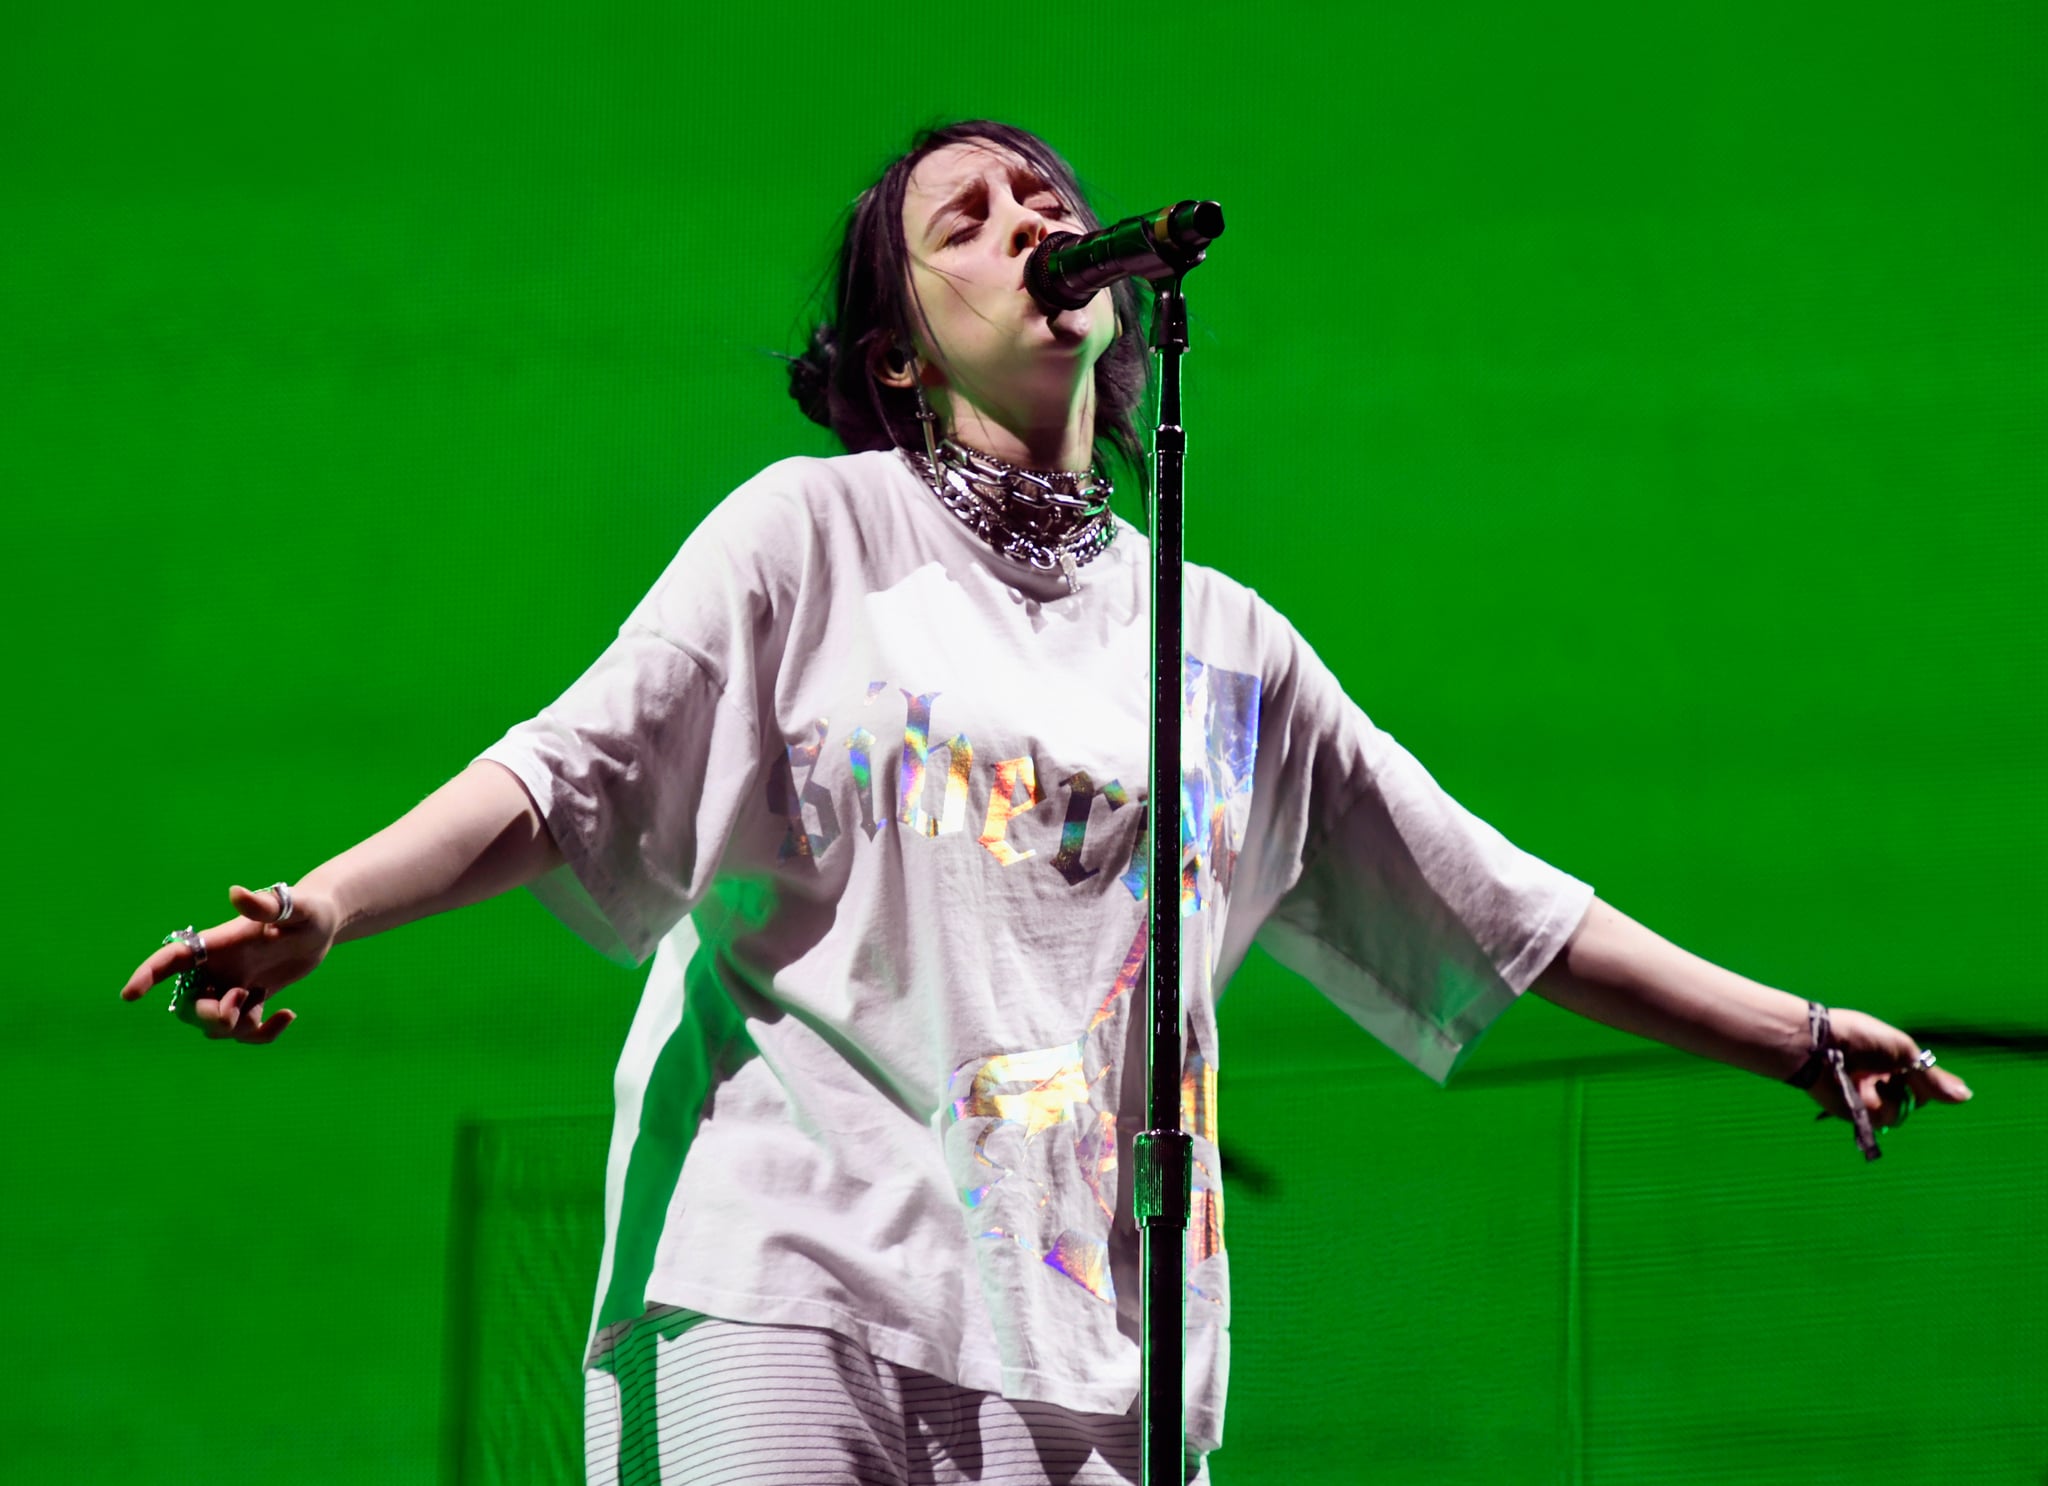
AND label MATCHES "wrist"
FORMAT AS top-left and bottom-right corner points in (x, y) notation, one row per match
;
(1783, 1000), (1830, 1087)
(291, 872), (355, 942)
